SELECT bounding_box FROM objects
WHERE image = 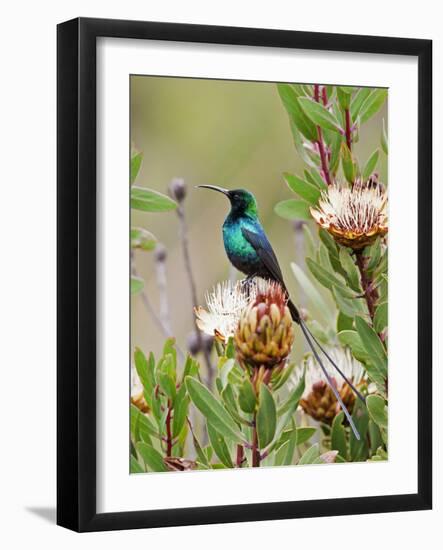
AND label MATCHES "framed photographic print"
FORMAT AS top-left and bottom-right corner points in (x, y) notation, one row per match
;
(57, 17), (432, 532)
